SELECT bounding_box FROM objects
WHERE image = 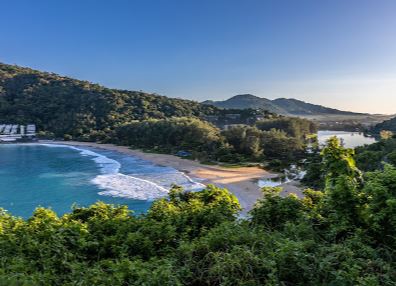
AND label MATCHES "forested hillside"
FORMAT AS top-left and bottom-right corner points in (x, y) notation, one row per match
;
(371, 116), (396, 133)
(0, 138), (396, 285)
(0, 63), (221, 137)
